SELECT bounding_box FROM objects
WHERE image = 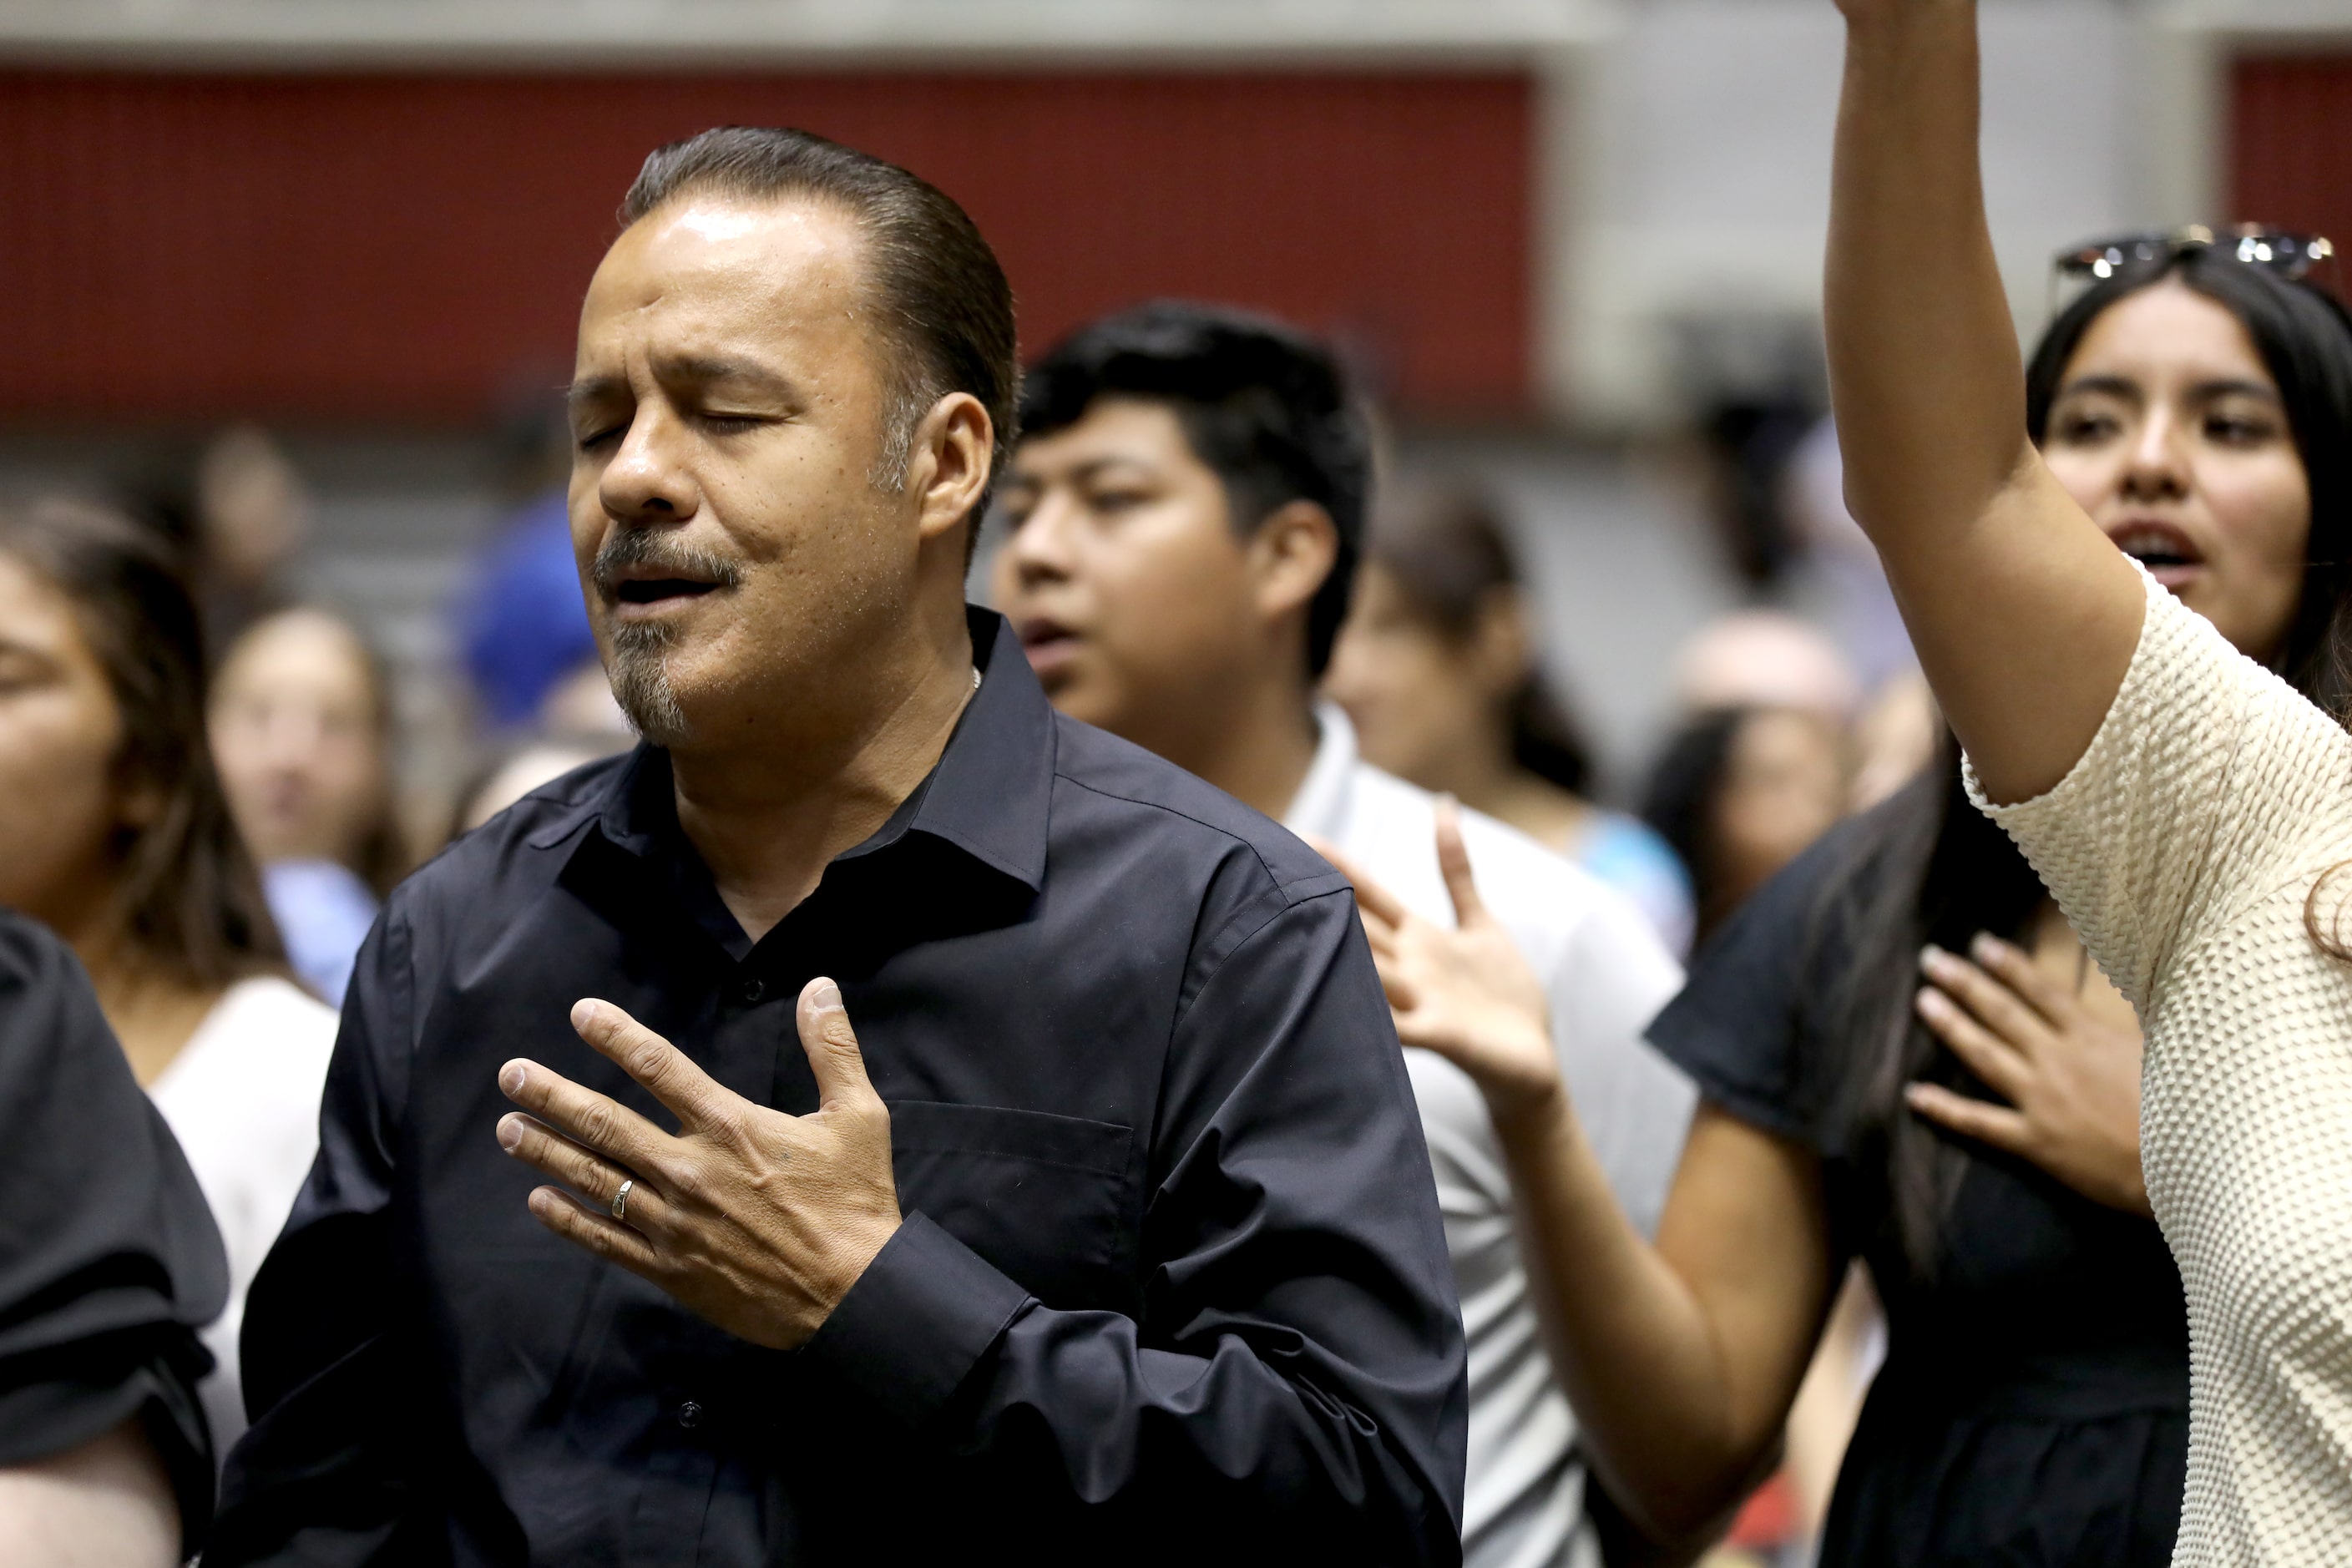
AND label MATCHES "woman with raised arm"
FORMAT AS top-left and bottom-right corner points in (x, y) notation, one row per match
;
(1828, 0), (2352, 1556)
(1326, 3), (2352, 1561)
